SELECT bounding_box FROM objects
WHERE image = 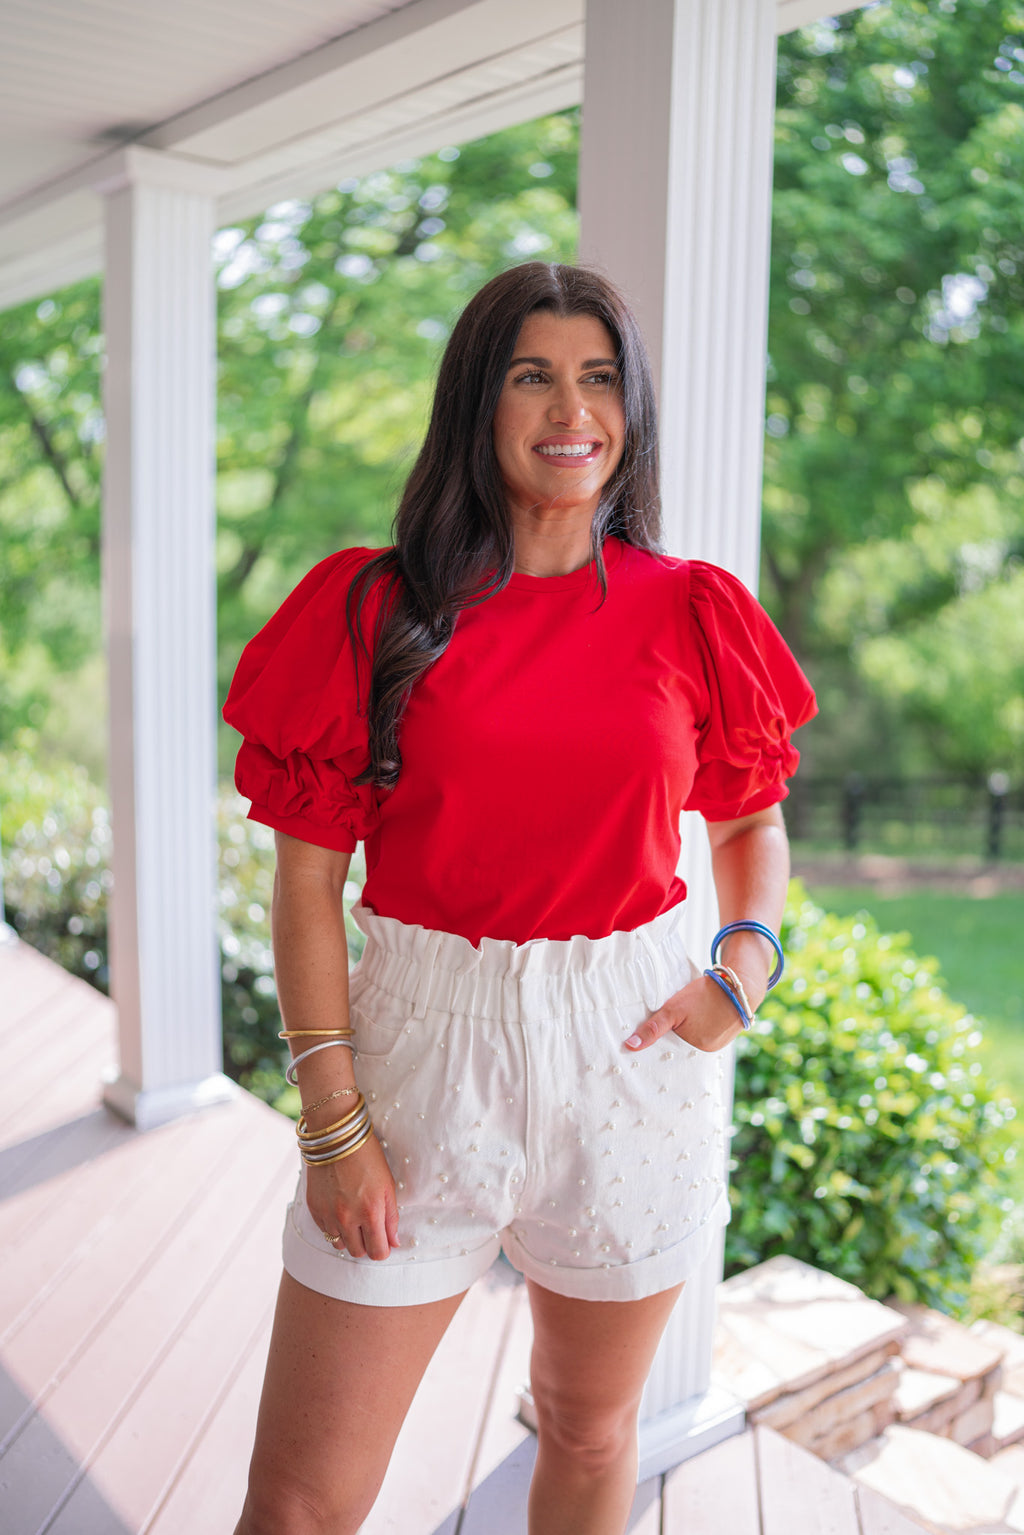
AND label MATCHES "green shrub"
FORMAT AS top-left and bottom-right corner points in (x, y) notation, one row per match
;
(728, 882), (1015, 1311)
(1, 747), (112, 987)
(215, 800), (285, 1102)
